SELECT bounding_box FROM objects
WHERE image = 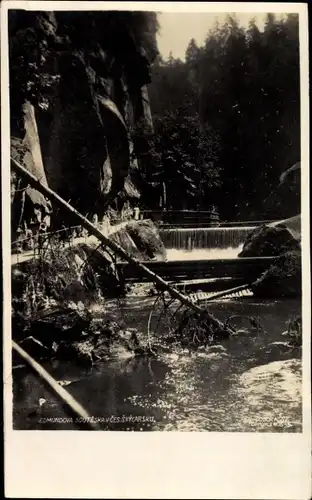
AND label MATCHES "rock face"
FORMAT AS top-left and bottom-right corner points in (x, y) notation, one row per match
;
(11, 102), (52, 247)
(9, 10), (158, 233)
